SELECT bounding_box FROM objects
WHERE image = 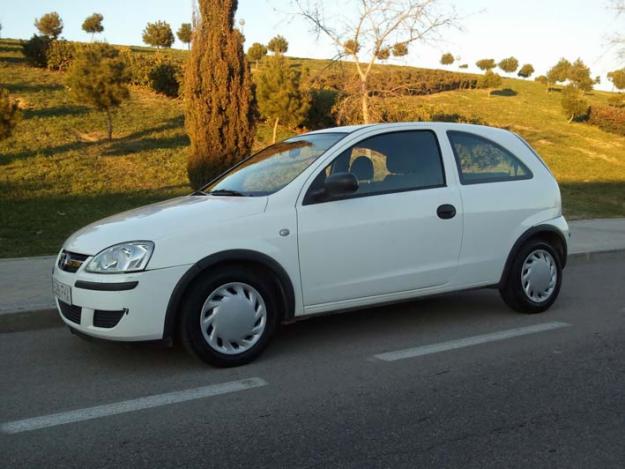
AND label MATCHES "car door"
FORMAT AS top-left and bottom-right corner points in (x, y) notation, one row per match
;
(296, 128), (463, 310)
